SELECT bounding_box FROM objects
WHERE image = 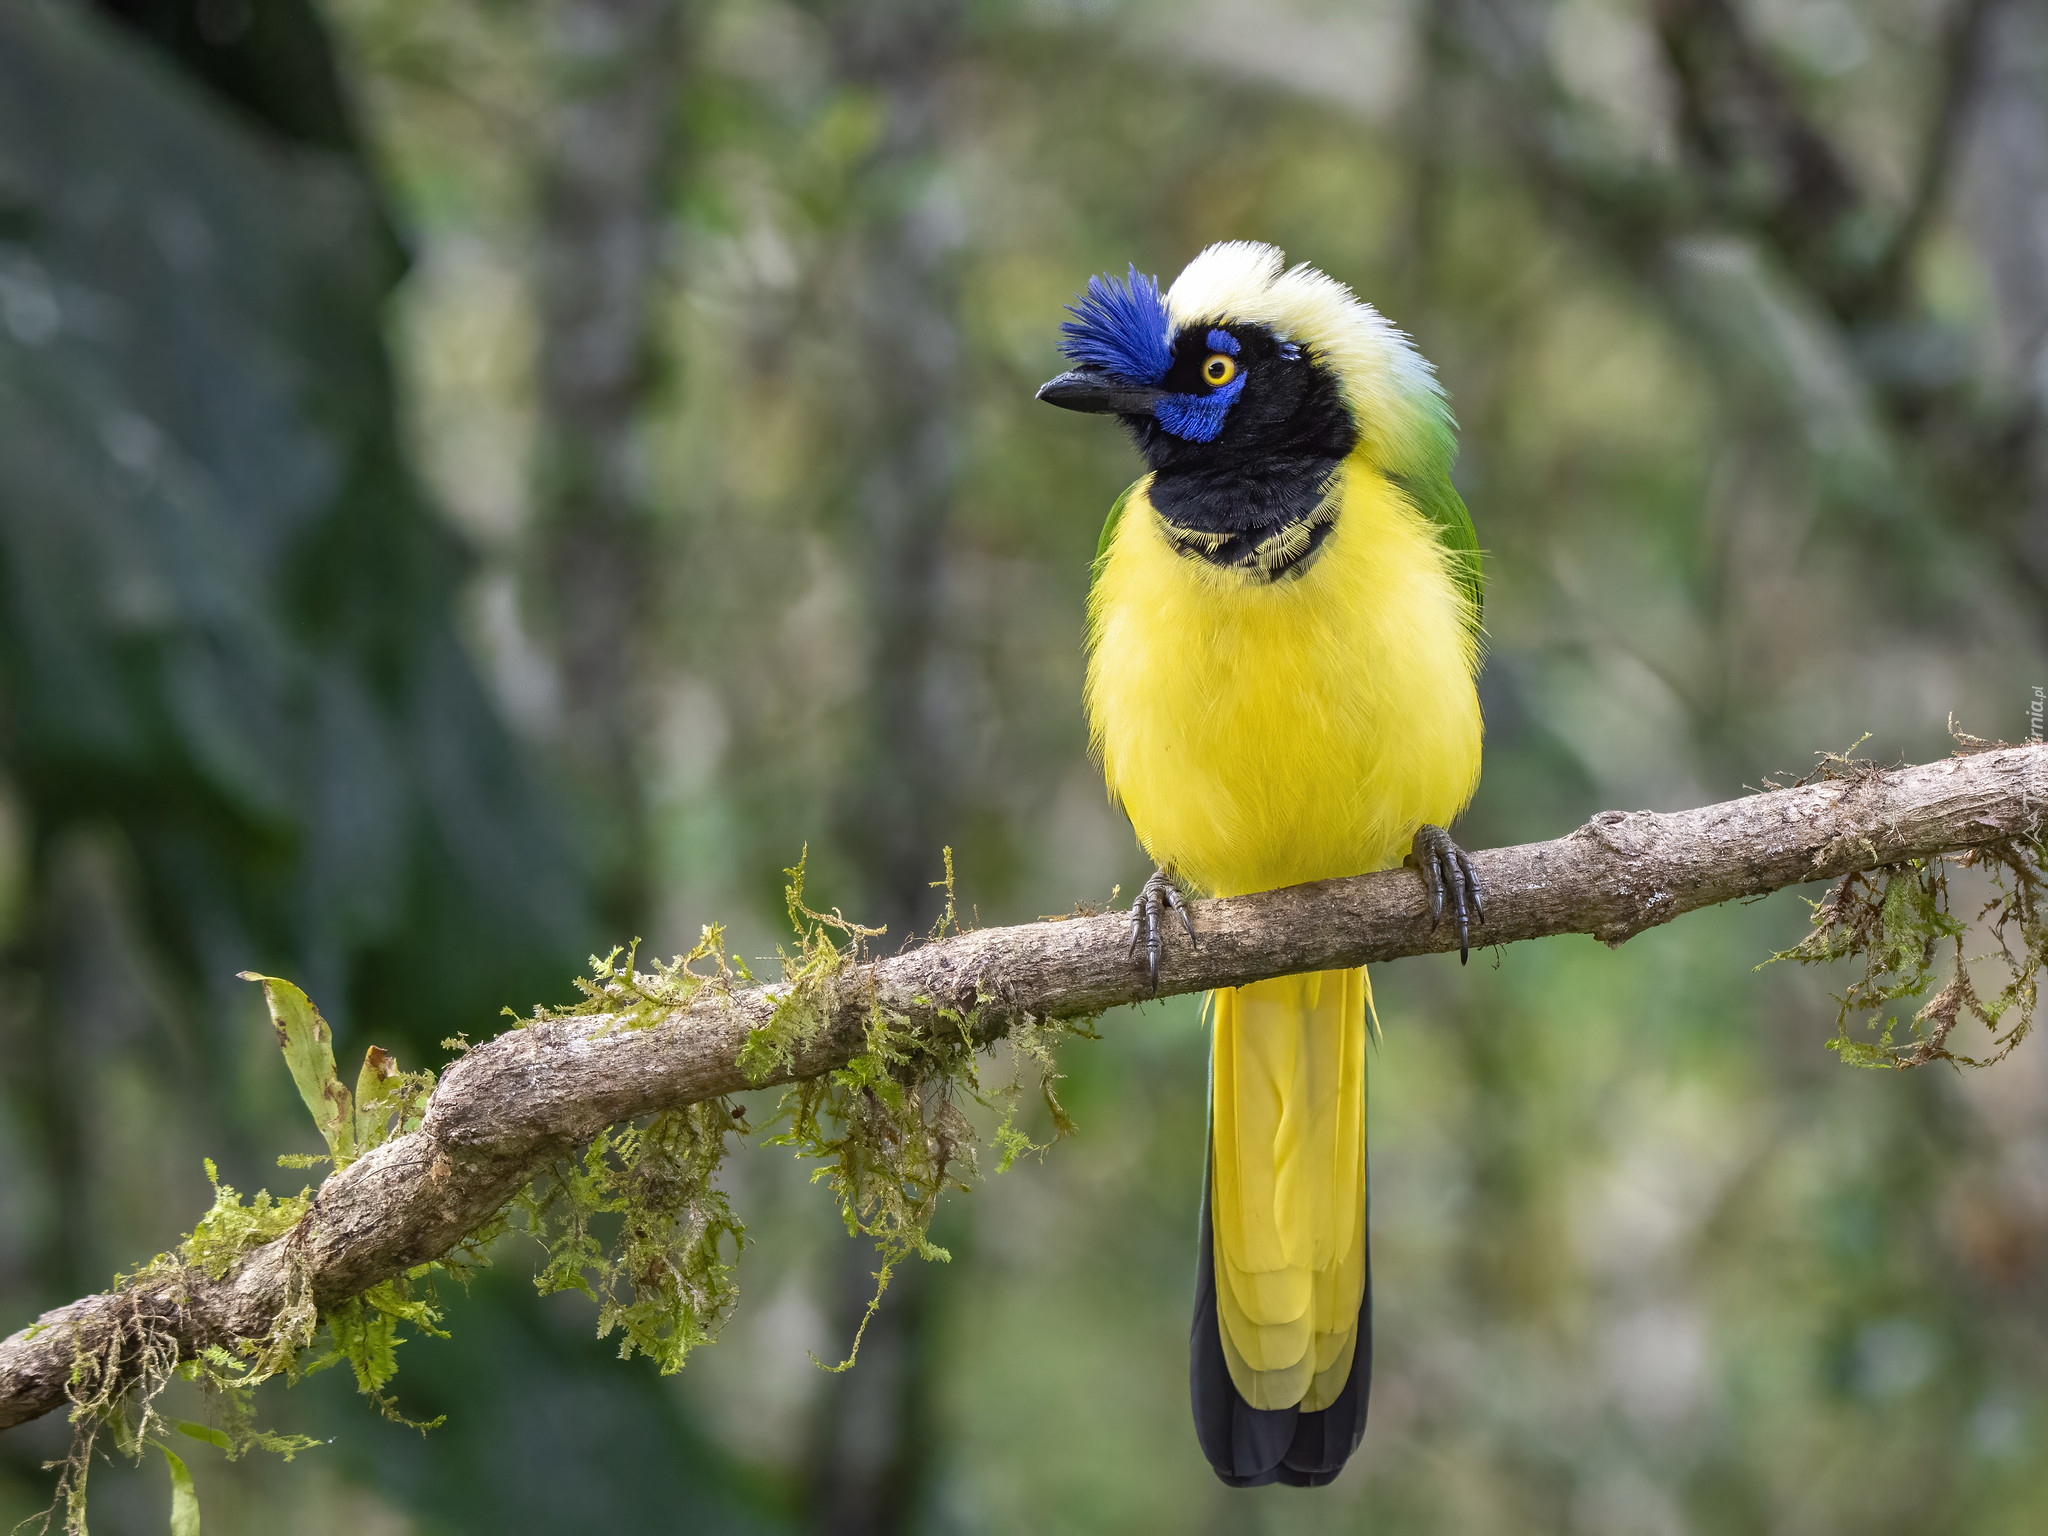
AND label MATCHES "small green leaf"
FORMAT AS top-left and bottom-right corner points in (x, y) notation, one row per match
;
(240, 972), (355, 1165)
(354, 1045), (398, 1148)
(158, 1440), (201, 1536)
(173, 1420), (232, 1451)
